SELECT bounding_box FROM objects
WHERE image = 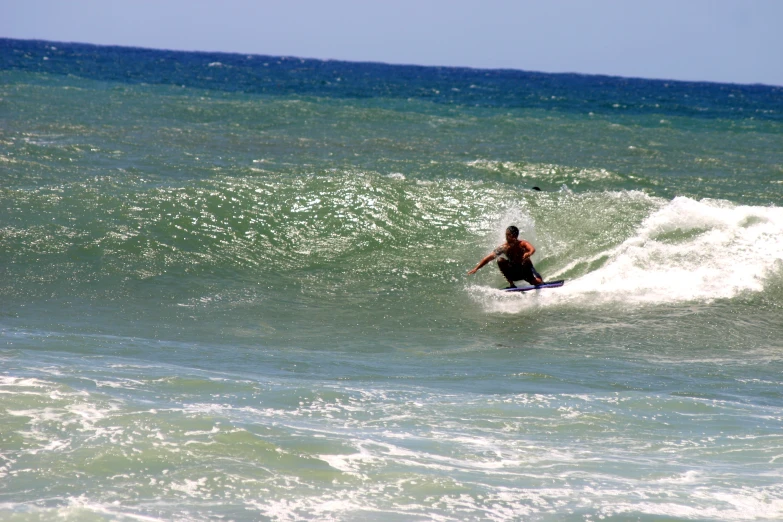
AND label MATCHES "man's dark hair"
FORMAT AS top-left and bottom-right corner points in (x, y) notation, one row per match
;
(506, 225), (519, 238)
